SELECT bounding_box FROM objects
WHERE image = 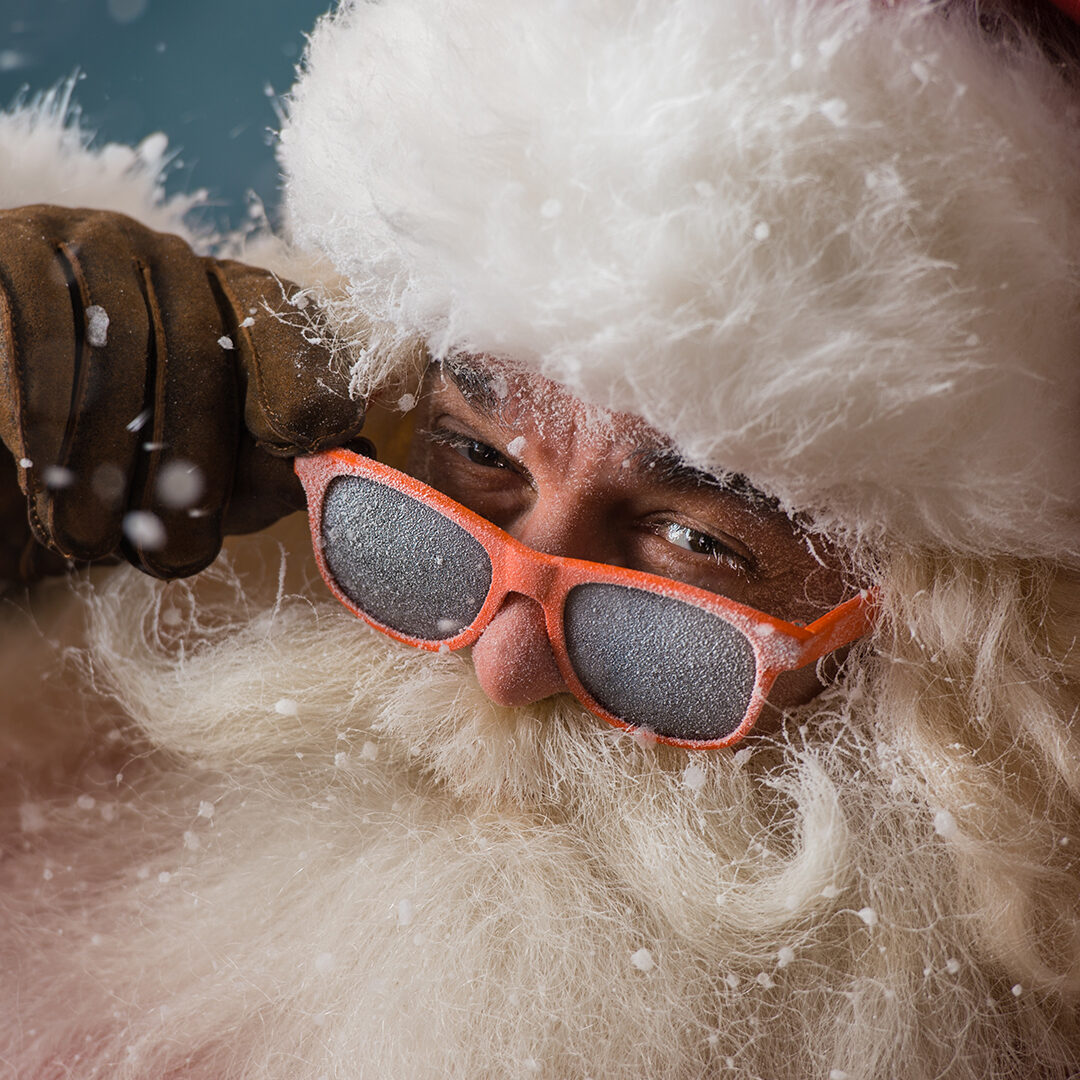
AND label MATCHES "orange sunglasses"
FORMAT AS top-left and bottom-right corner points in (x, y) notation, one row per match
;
(295, 447), (875, 750)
